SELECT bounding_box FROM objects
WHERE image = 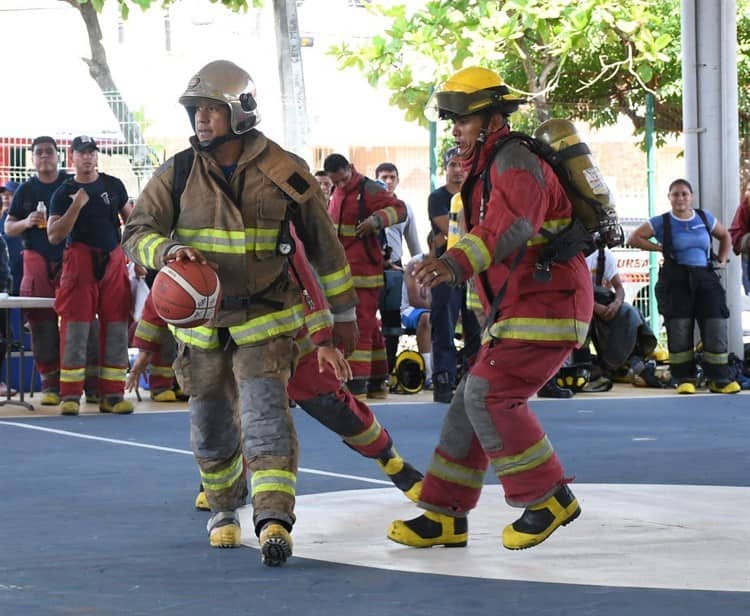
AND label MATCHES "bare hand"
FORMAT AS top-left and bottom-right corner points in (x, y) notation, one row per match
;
(70, 188), (89, 210)
(126, 351), (152, 392)
(164, 247), (218, 270)
(27, 211), (45, 229)
(413, 256), (452, 288)
(355, 218), (377, 237)
(332, 320), (359, 357)
(317, 345), (353, 382)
